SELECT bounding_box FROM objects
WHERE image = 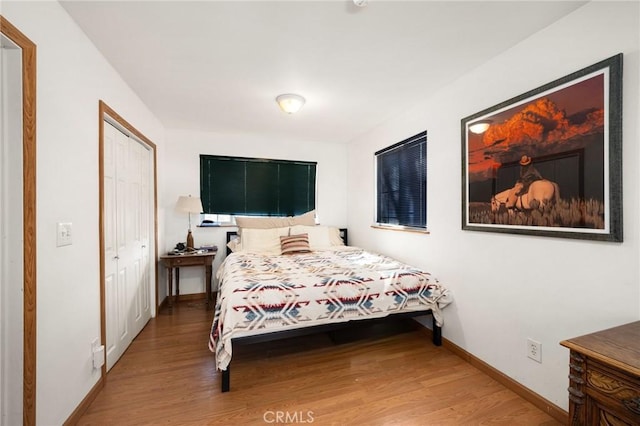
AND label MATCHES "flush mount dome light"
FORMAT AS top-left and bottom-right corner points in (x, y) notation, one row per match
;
(469, 119), (492, 134)
(276, 94), (306, 114)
